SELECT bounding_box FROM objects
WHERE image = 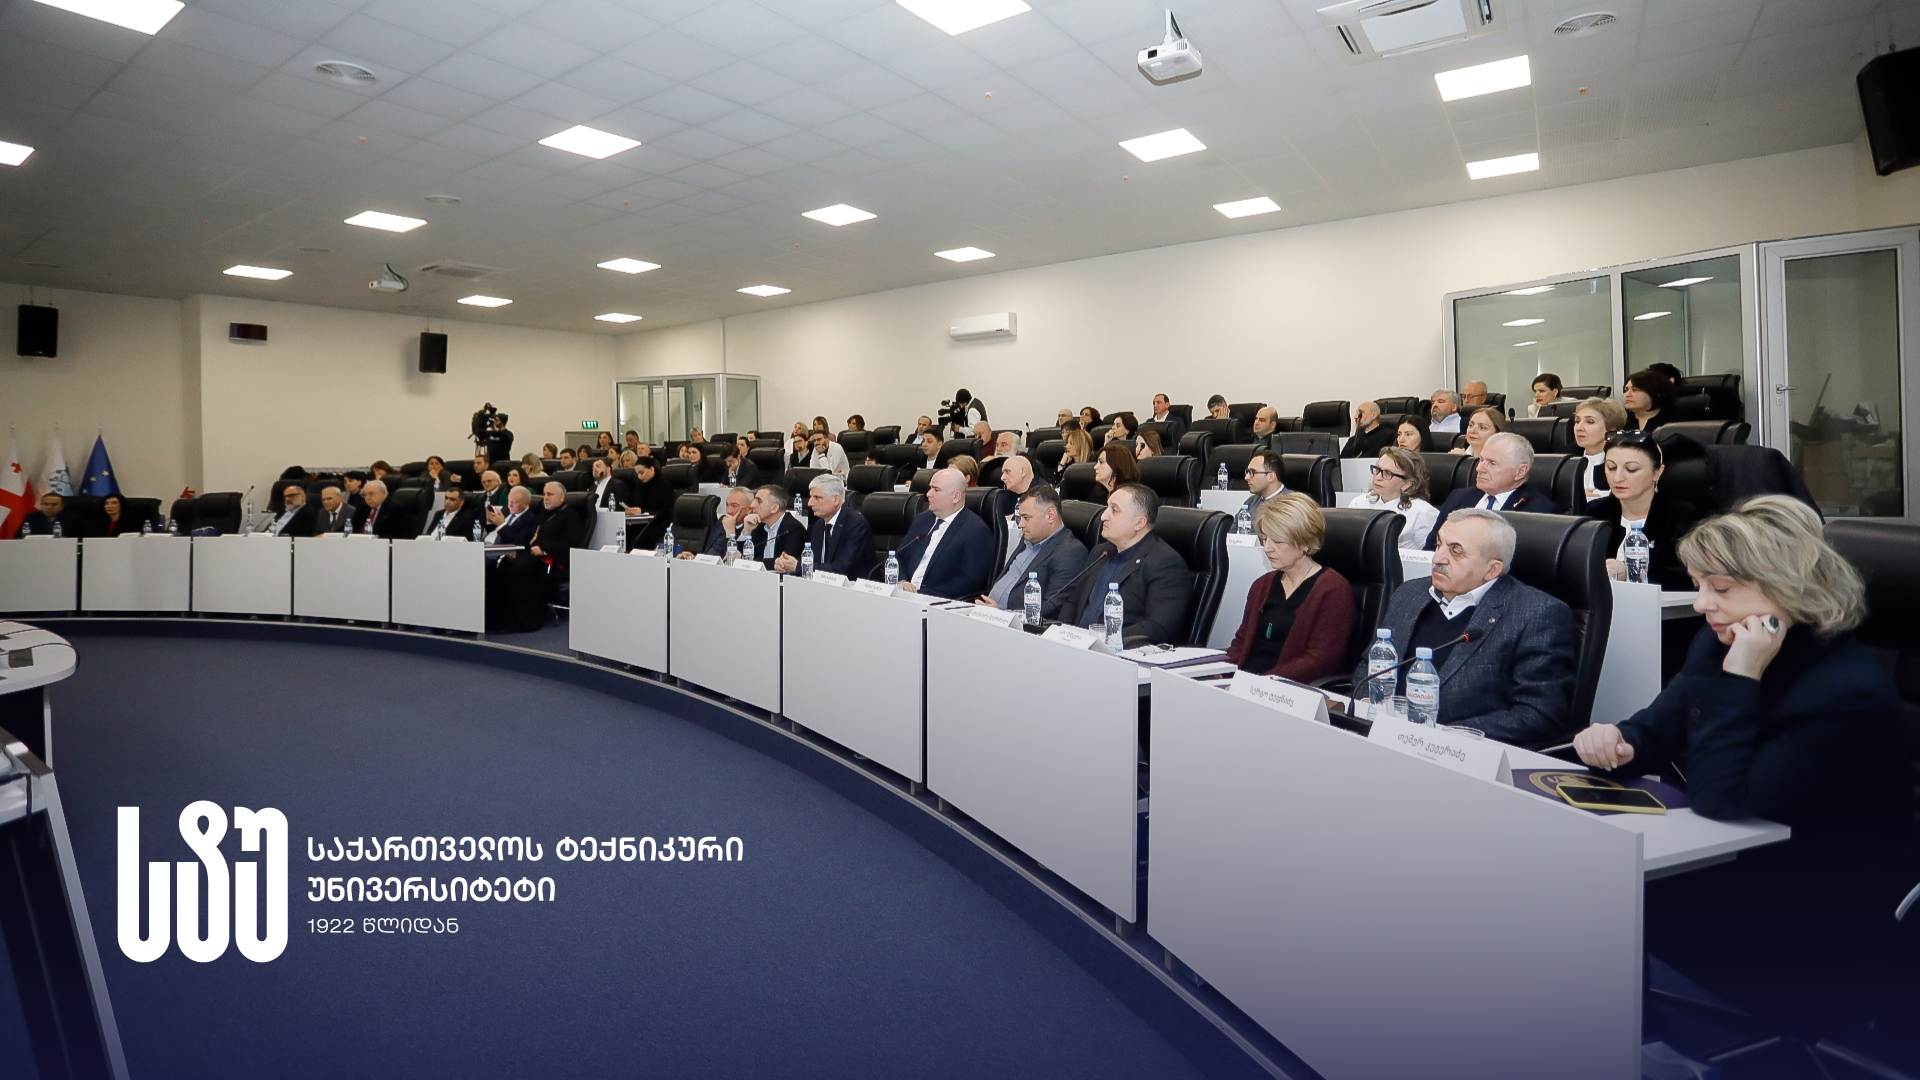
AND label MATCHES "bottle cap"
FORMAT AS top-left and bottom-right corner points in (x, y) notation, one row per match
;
(1376, 628), (1391, 638)
(1415, 647), (1433, 658)
(1029, 572), (1038, 579)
